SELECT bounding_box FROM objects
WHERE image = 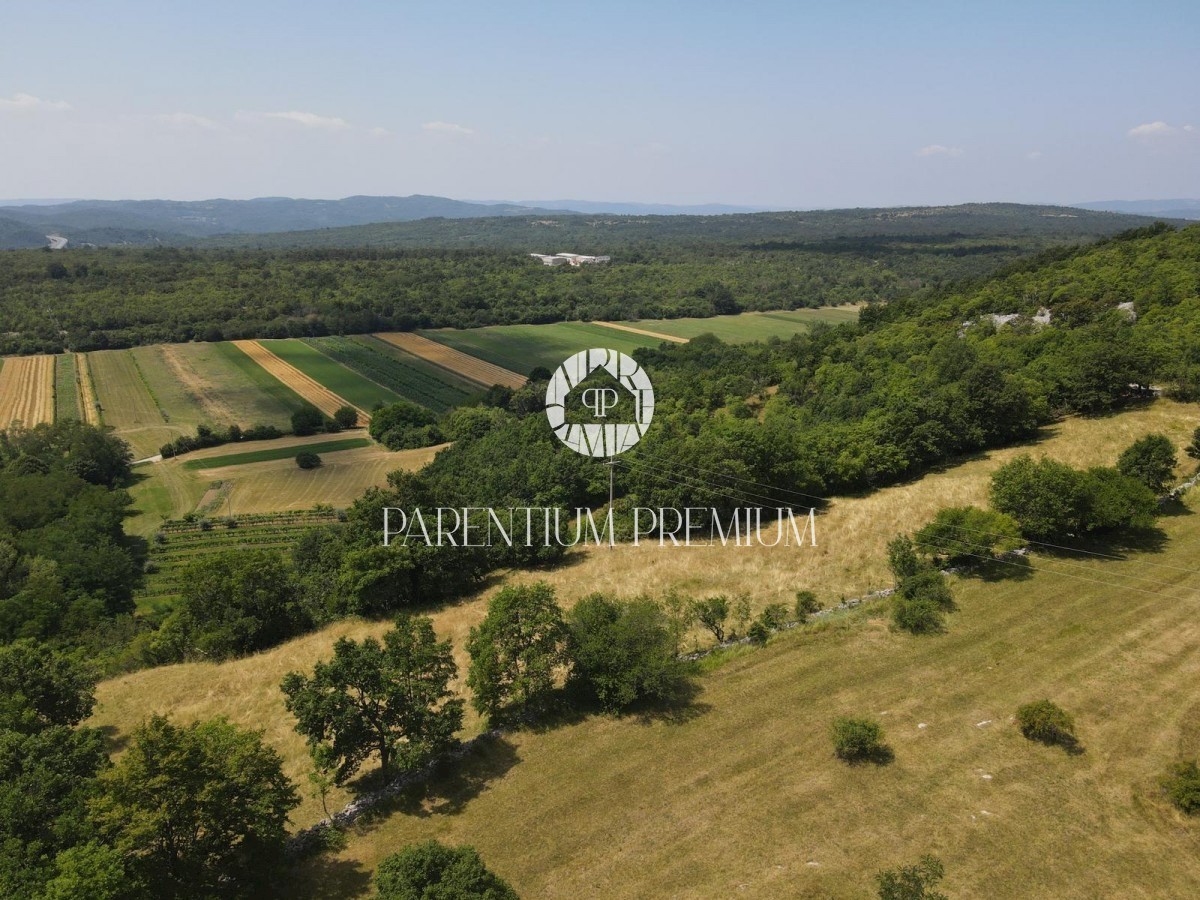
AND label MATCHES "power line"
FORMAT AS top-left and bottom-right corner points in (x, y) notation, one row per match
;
(626, 446), (831, 506)
(616, 456), (812, 512)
